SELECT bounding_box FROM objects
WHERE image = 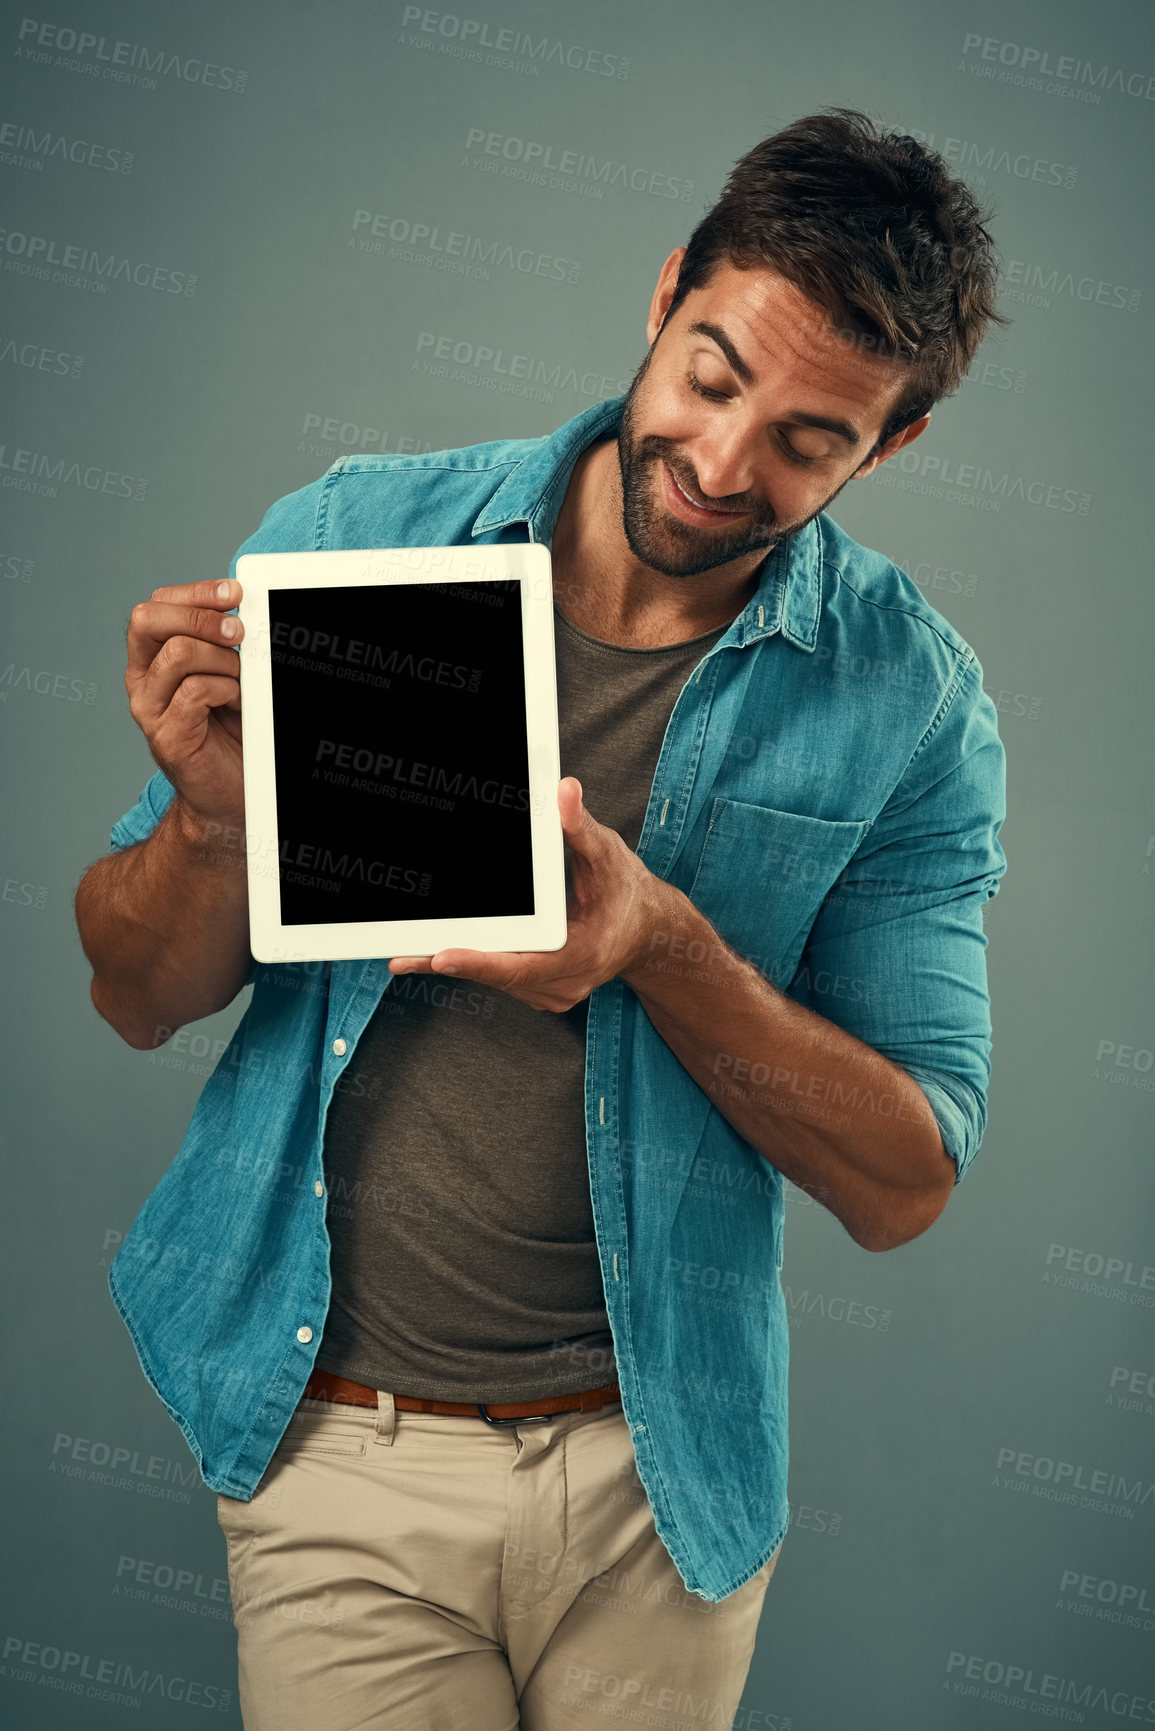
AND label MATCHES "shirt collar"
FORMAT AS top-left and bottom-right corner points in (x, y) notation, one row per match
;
(469, 393), (822, 654)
